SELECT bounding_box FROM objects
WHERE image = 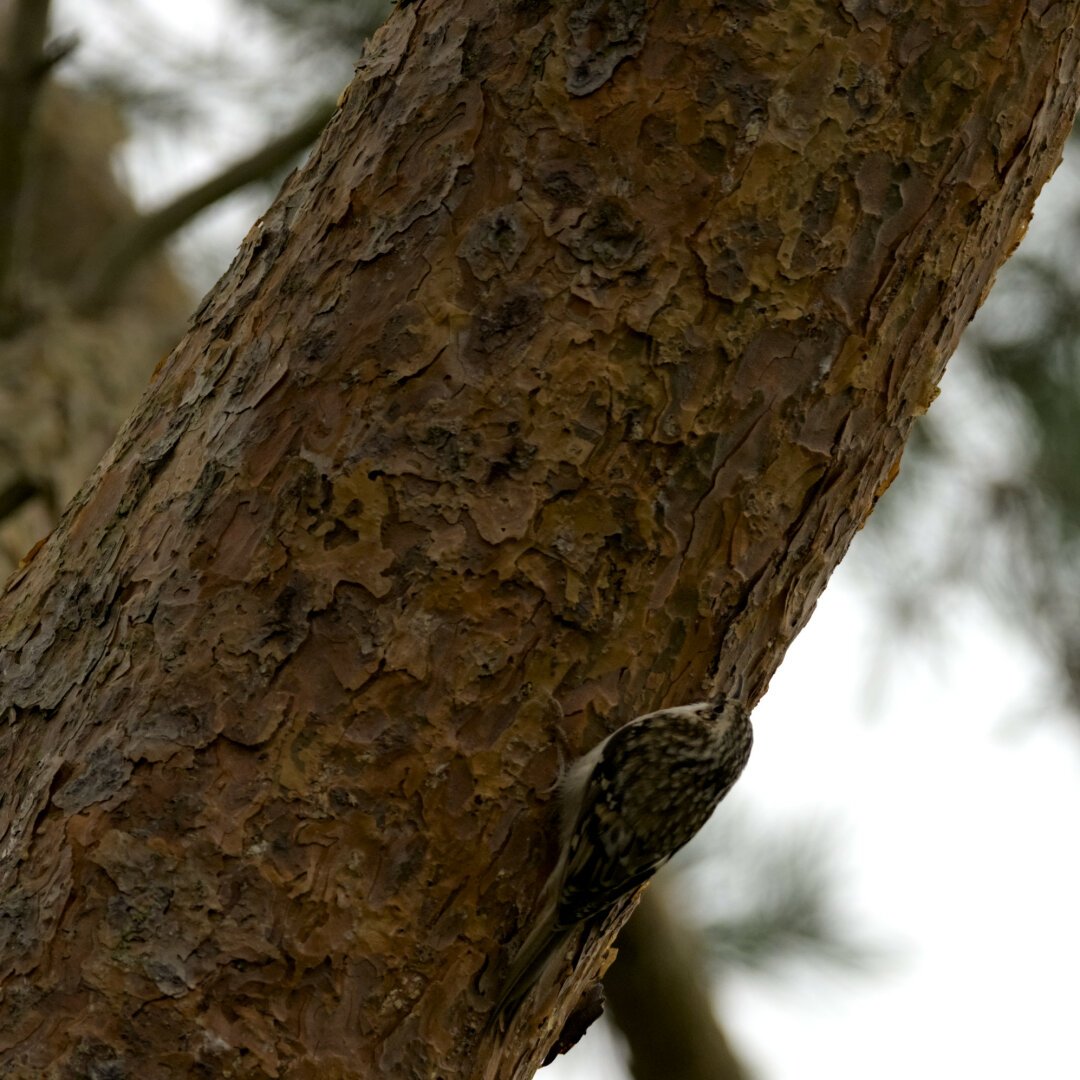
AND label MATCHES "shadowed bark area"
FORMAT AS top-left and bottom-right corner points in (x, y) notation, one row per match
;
(1, 1), (1077, 1078)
